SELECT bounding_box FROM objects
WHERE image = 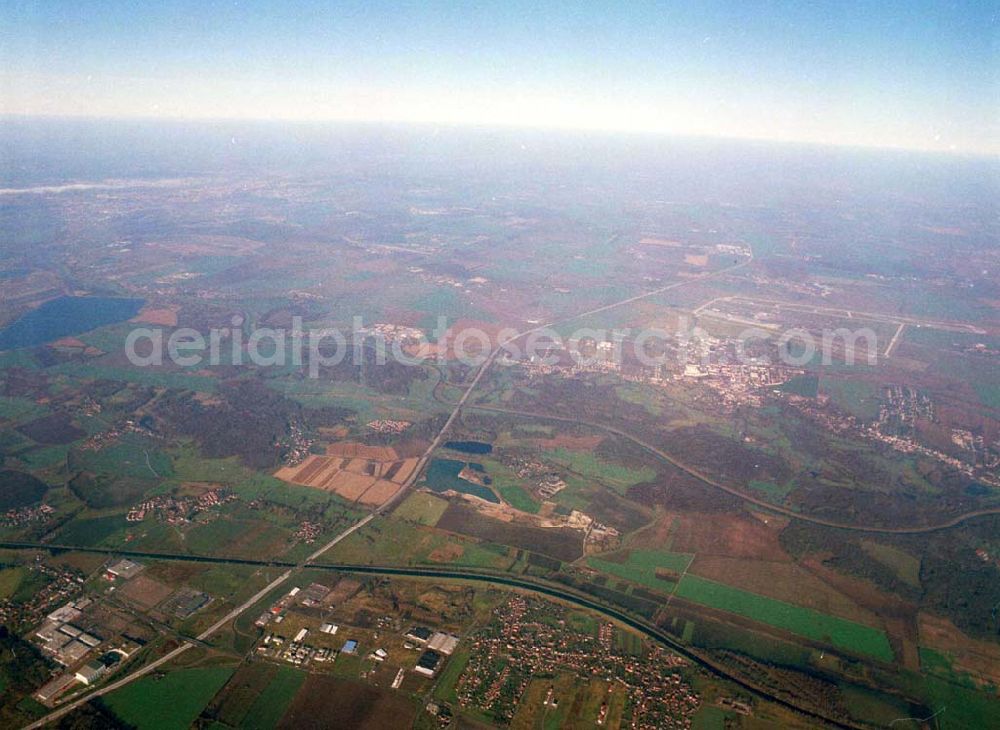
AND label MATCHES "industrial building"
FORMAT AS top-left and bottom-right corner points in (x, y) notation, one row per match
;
(426, 632), (459, 656)
(105, 559), (143, 581)
(74, 661), (106, 686)
(415, 649), (442, 677)
(405, 626), (433, 644)
(34, 674), (79, 704)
